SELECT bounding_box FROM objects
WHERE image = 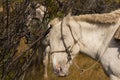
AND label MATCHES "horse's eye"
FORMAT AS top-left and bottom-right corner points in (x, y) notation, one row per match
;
(50, 24), (52, 28)
(48, 24), (52, 28)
